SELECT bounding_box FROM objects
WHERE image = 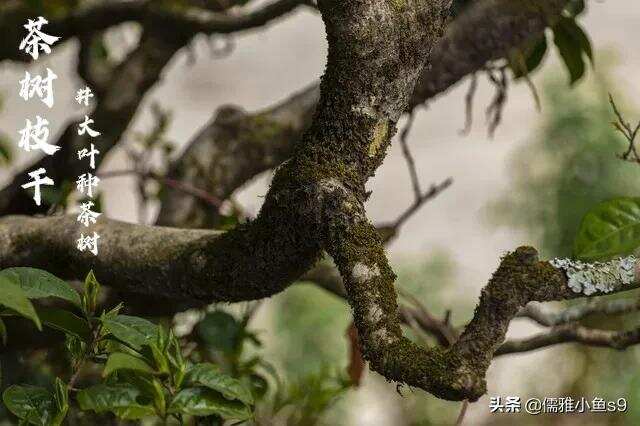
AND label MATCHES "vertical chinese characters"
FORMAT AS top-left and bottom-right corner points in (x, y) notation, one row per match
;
(18, 116), (59, 155)
(75, 86), (102, 256)
(77, 144), (100, 170)
(19, 17), (60, 60)
(21, 168), (54, 207)
(18, 18), (59, 207)
(17, 17), (104, 256)
(76, 172), (100, 198)
(77, 232), (100, 256)
(19, 68), (57, 108)
(75, 87), (94, 106)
